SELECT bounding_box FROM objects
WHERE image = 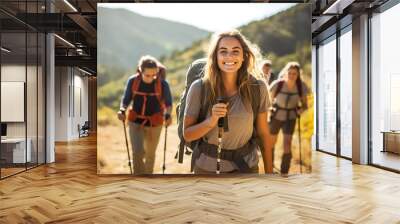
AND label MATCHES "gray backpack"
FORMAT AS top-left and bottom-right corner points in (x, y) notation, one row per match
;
(176, 58), (208, 163)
